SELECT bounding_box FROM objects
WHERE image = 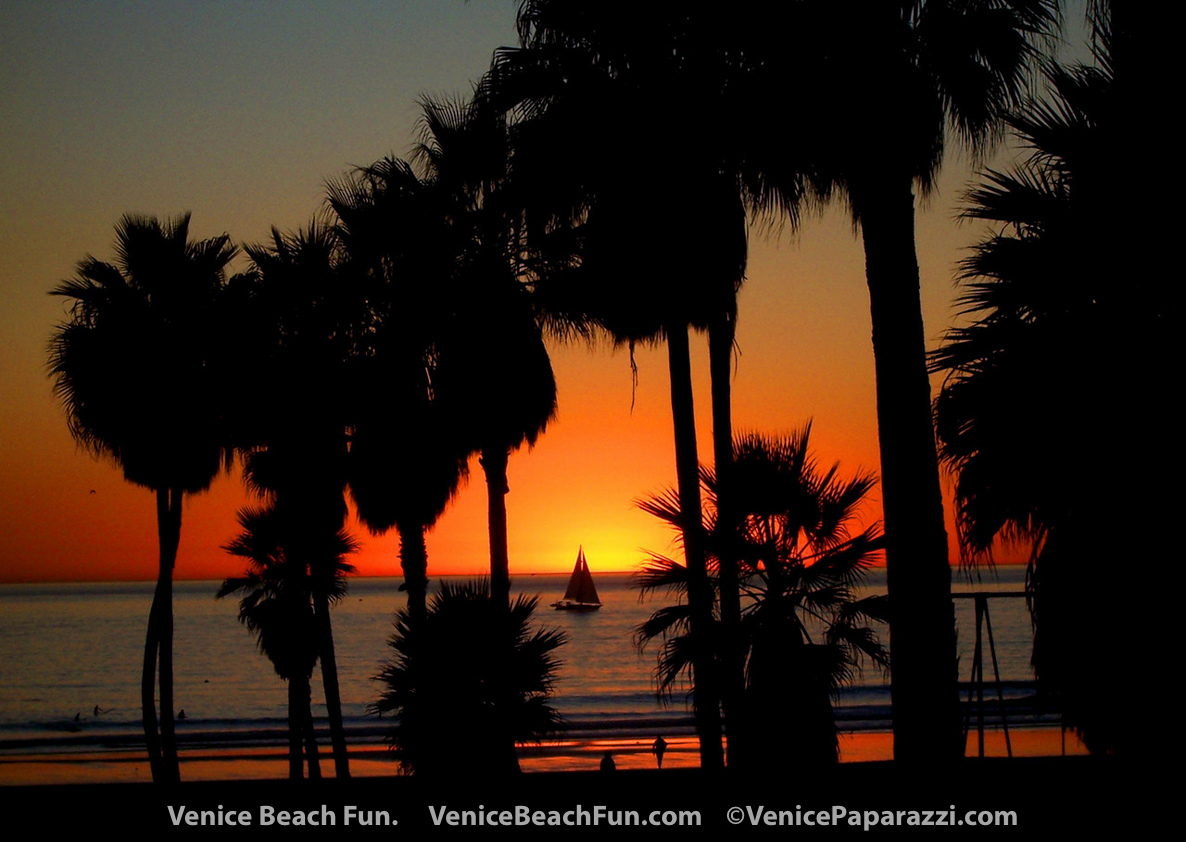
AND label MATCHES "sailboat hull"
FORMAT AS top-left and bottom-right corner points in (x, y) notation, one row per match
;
(550, 600), (602, 611)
